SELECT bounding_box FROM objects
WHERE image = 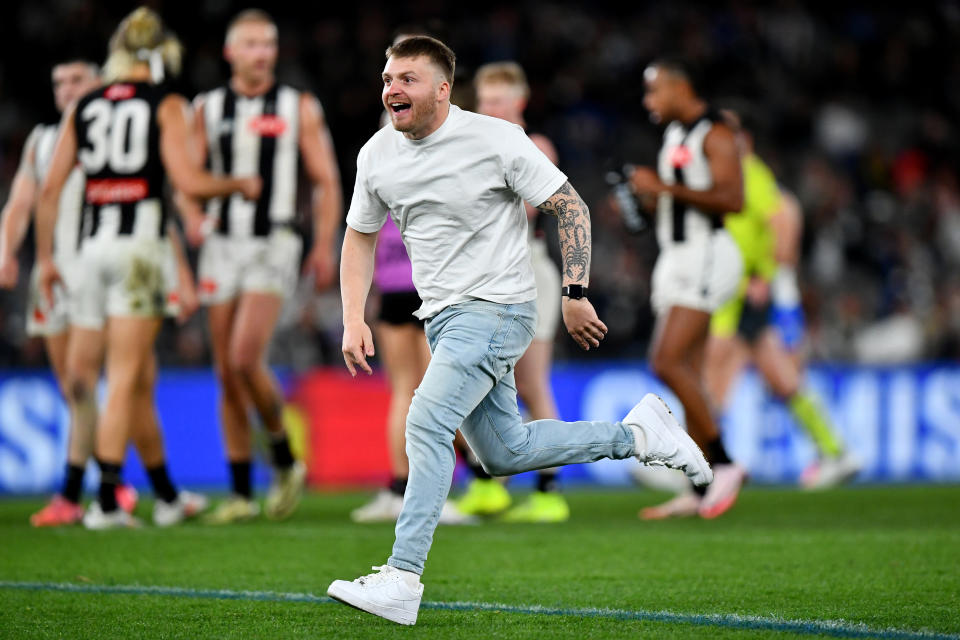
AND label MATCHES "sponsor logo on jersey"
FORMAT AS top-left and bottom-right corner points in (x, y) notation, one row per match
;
(199, 278), (219, 294)
(670, 145), (692, 169)
(85, 178), (148, 204)
(248, 115), (288, 137)
(104, 84), (136, 101)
